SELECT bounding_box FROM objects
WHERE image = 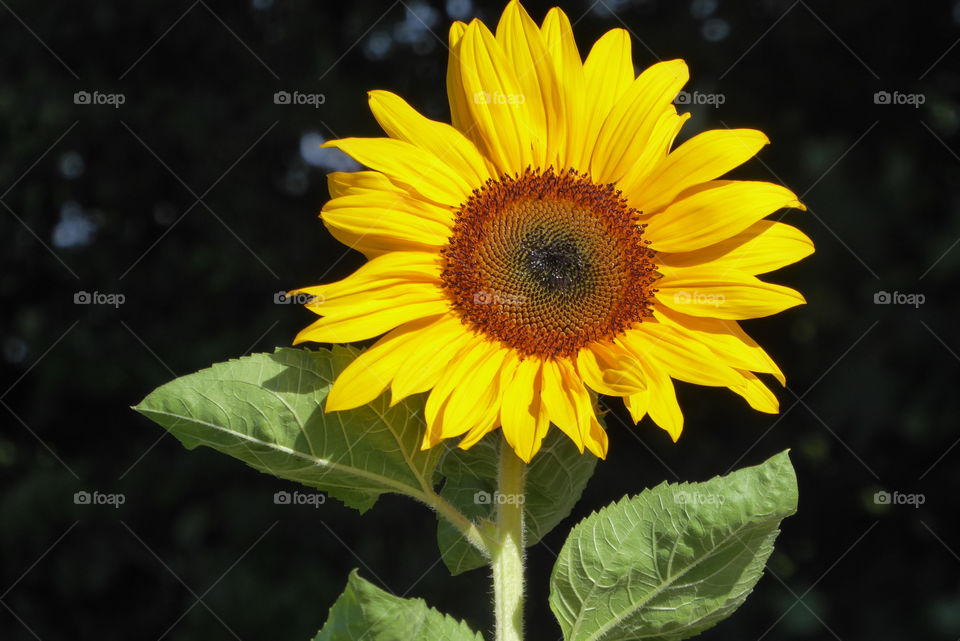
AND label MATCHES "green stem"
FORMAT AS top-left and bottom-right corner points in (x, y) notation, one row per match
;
(422, 488), (490, 556)
(491, 438), (526, 641)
